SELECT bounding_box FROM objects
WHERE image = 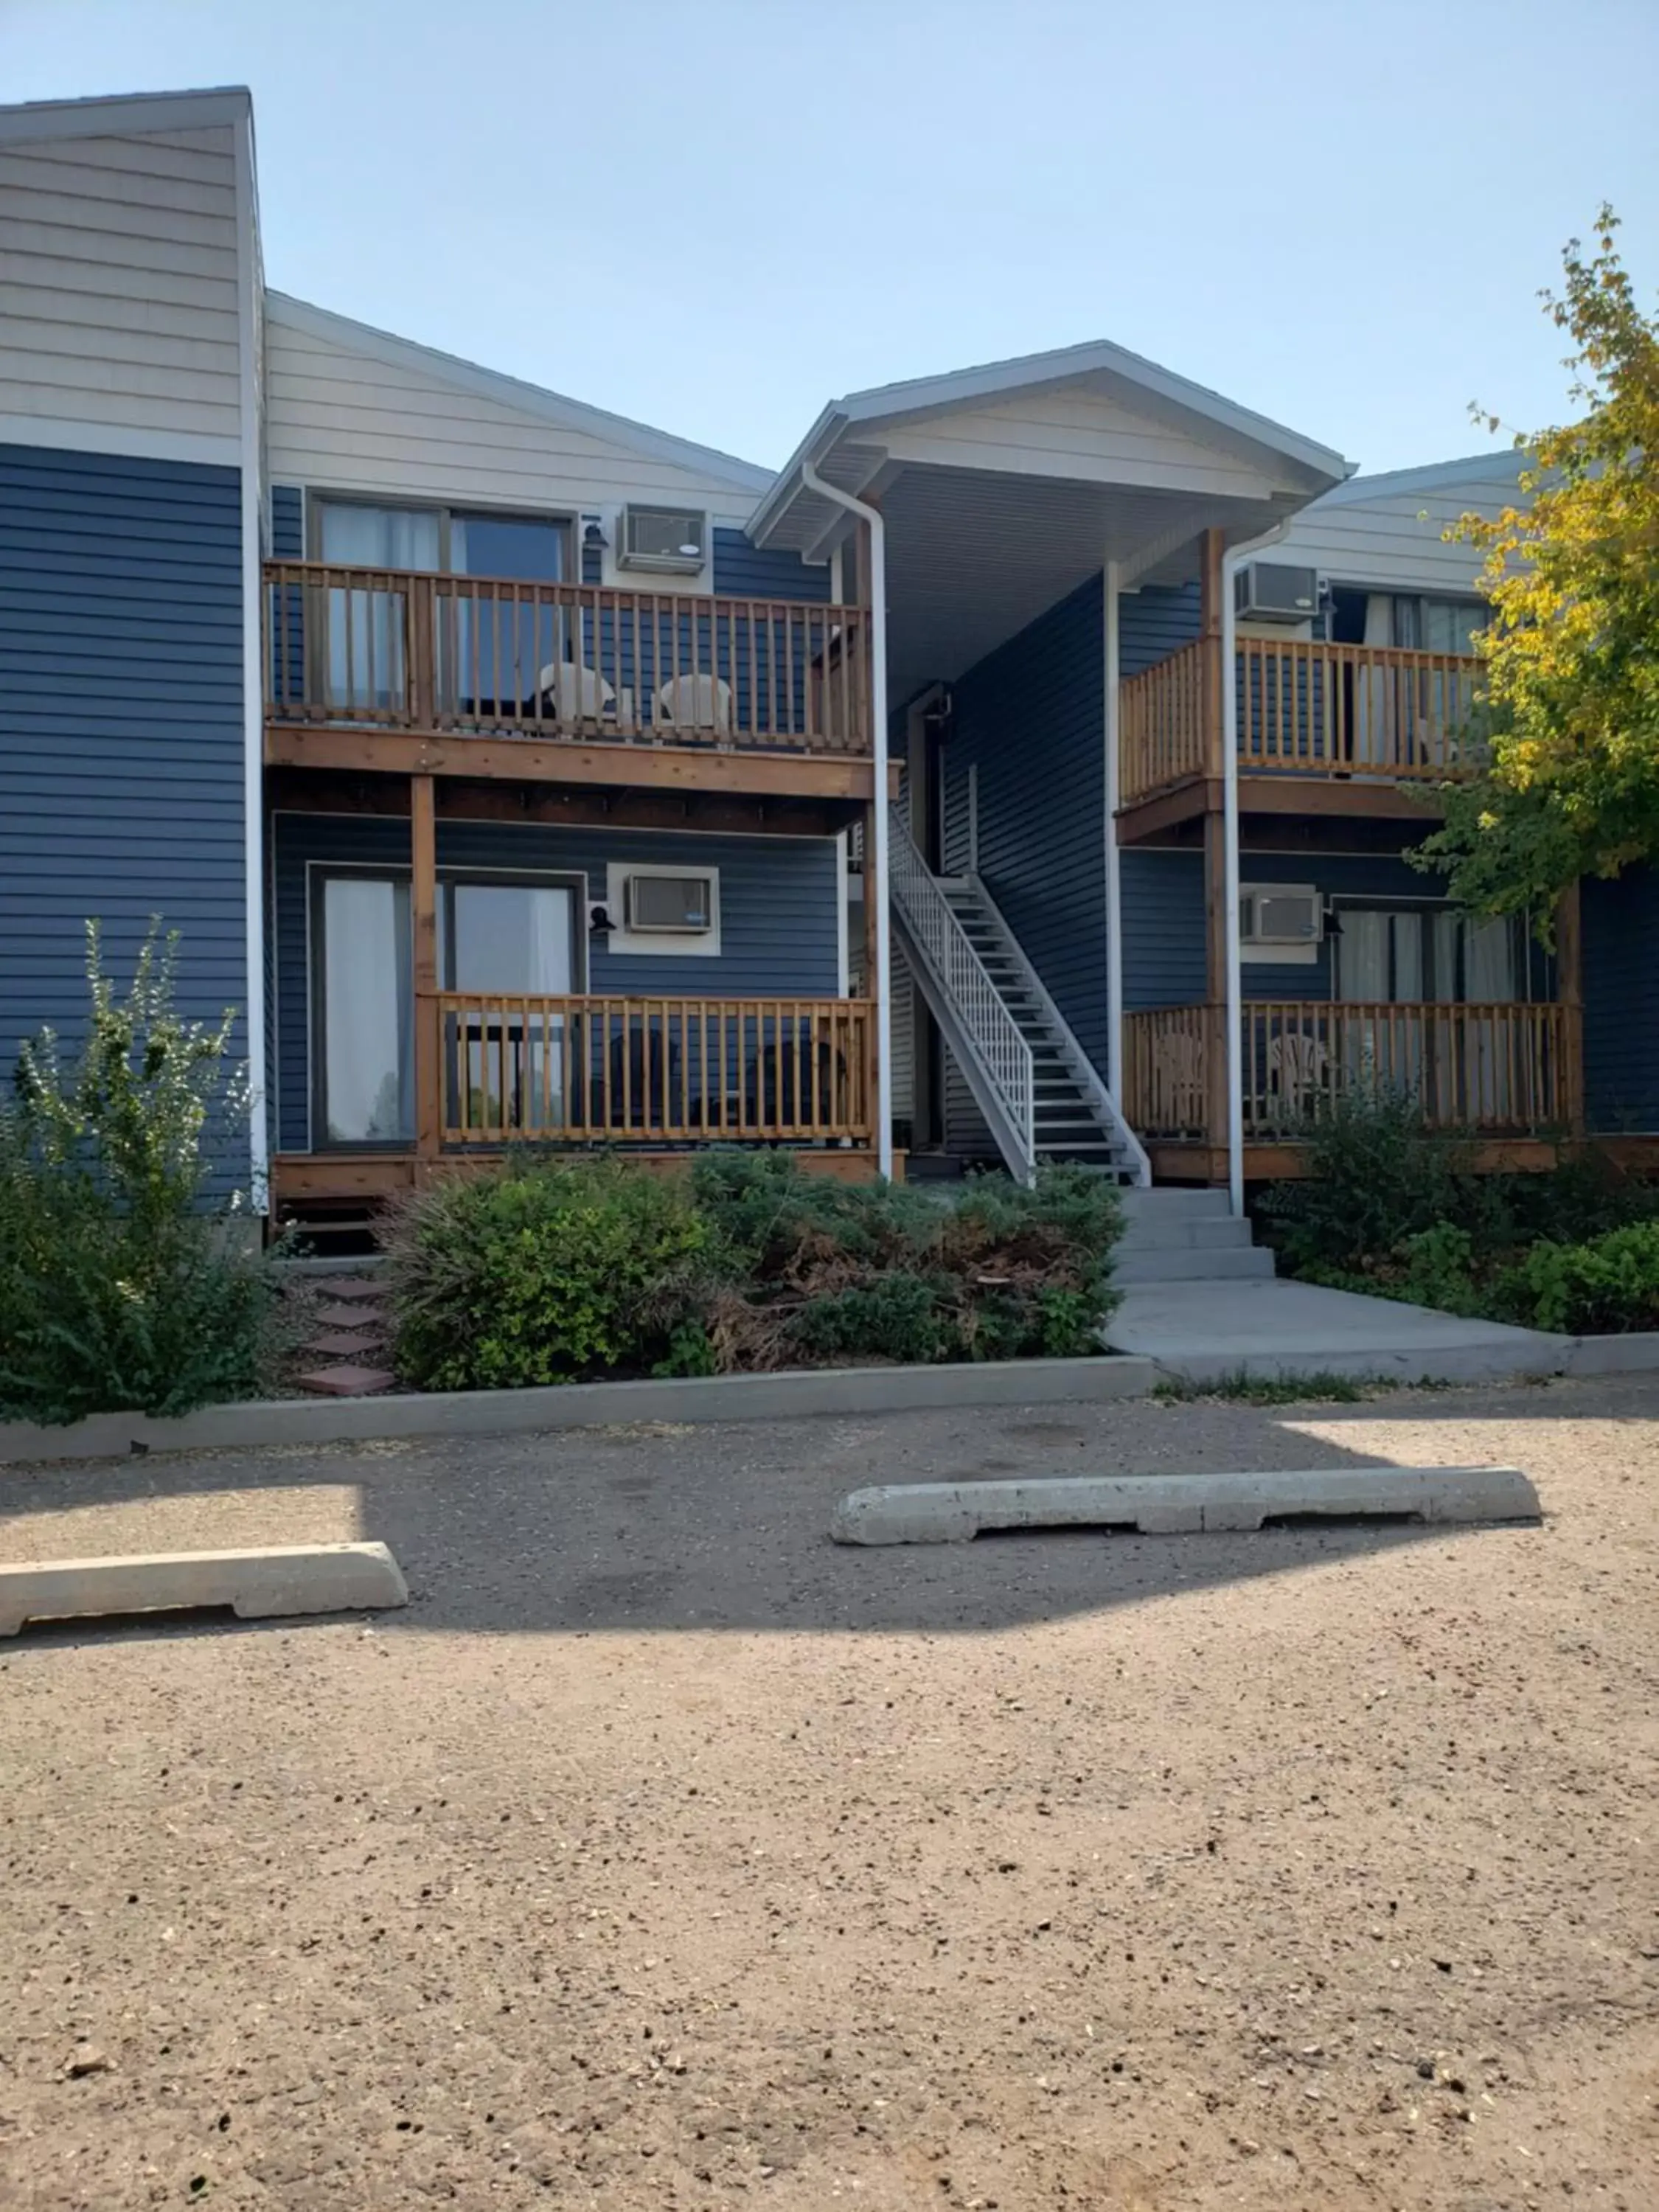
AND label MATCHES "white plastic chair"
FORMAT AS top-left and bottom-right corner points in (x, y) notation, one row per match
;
(654, 672), (732, 735)
(537, 661), (614, 723)
(1267, 1030), (1329, 1121)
